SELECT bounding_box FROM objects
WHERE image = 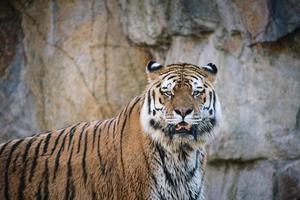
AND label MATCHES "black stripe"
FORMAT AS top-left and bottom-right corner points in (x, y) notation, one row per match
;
(115, 103), (129, 132)
(43, 159), (50, 200)
(153, 110), (156, 116)
(119, 115), (128, 178)
(158, 97), (163, 104)
(18, 138), (36, 200)
(82, 130), (88, 184)
(34, 158), (49, 200)
(65, 137), (75, 200)
(122, 102), (130, 117)
(35, 183), (42, 200)
(92, 121), (102, 150)
(186, 150), (199, 182)
(208, 91), (212, 109)
(155, 144), (175, 187)
(77, 123), (88, 154)
(152, 90), (156, 111)
(128, 97), (141, 117)
(4, 139), (23, 200)
(159, 87), (165, 96)
(69, 183), (76, 200)
(68, 125), (77, 151)
(212, 90), (216, 110)
(107, 119), (113, 131)
(12, 152), (20, 172)
(0, 141), (12, 156)
(147, 90), (151, 114)
(96, 122), (104, 173)
(167, 75), (176, 80)
(191, 185), (202, 200)
(29, 139), (43, 182)
(199, 151), (206, 187)
(116, 109), (125, 127)
(53, 132), (67, 181)
(112, 119), (116, 139)
(92, 187), (97, 200)
(50, 129), (65, 155)
(112, 120), (118, 154)
(190, 75), (200, 80)
(42, 133), (51, 154)
(140, 146), (166, 200)
(161, 71), (175, 80)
